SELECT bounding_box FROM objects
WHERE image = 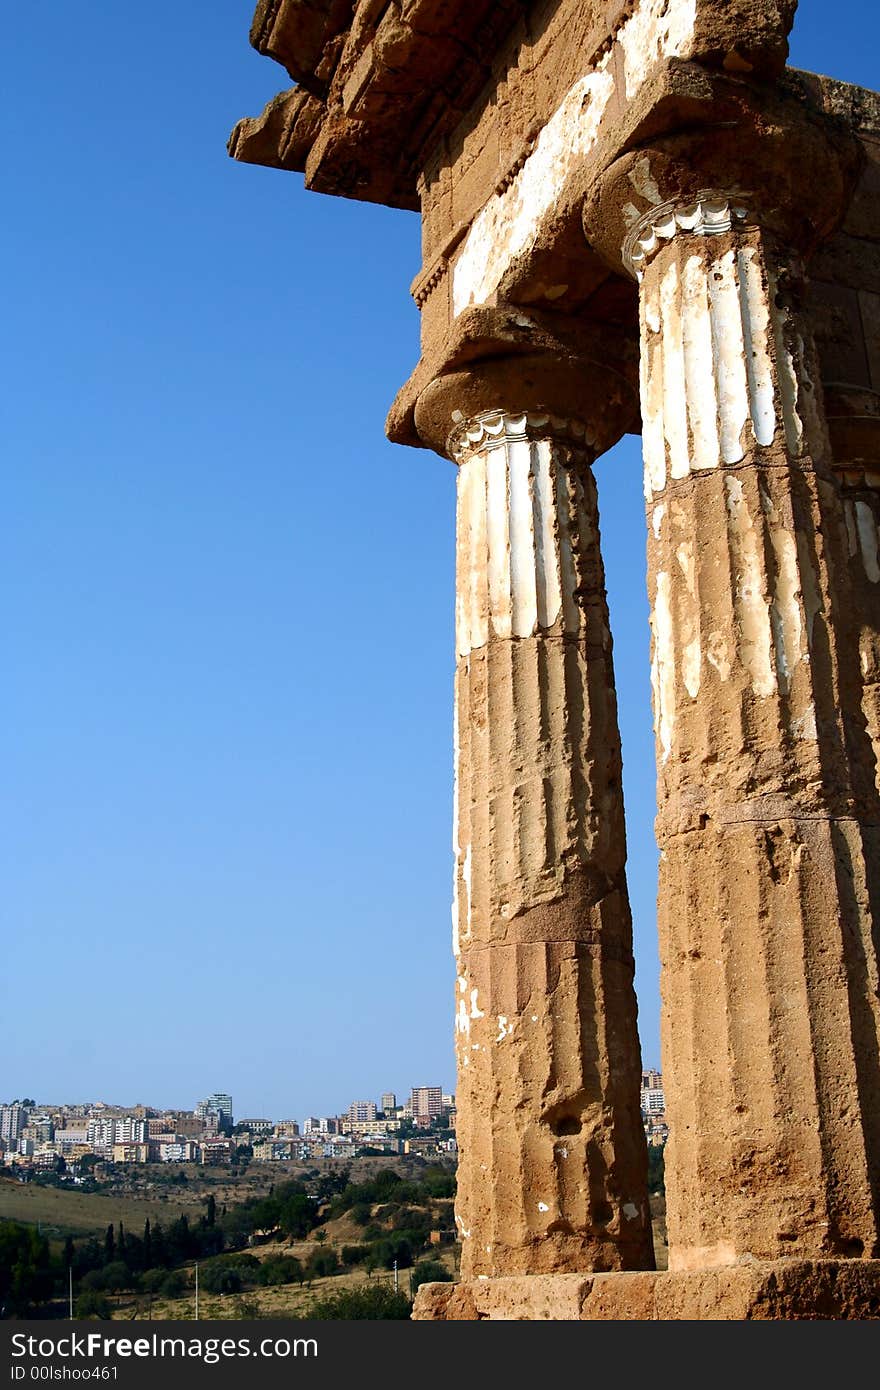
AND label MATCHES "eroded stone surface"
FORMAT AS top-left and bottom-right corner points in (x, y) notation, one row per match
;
(635, 222), (880, 1271)
(413, 1262), (880, 1319)
(450, 410), (653, 1278)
